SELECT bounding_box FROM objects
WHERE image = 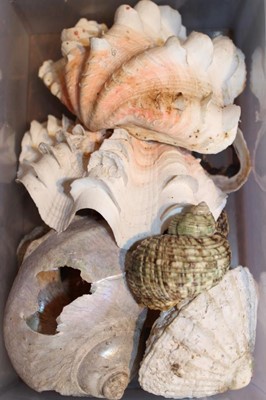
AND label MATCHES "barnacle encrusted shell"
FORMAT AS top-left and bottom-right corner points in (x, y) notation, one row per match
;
(39, 1), (246, 154)
(139, 266), (258, 398)
(4, 216), (146, 399)
(126, 203), (231, 310)
(17, 115), (107, 231)
(71, 129), (227, 249)
(39, 0), (186, 122)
